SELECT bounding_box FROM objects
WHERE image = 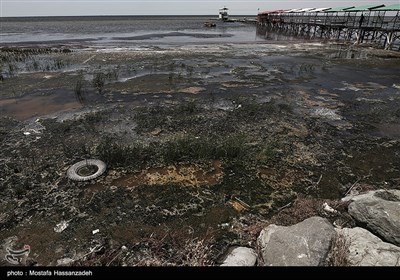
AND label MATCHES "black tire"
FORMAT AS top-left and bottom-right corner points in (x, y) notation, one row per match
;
(66, 159), (106, 181)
